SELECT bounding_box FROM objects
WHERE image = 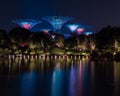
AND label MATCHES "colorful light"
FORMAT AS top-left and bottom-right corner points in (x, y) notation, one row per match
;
(41, 16), (73, 33)
(77, 28), (84, 34)
(19, 42), (28, 47)
(84, 32), (93, 35)
(12, 19), (42, 30)
(41, 29), (50, 32)
(51, 35), (56, 39)
(66, 24), (79, 32)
